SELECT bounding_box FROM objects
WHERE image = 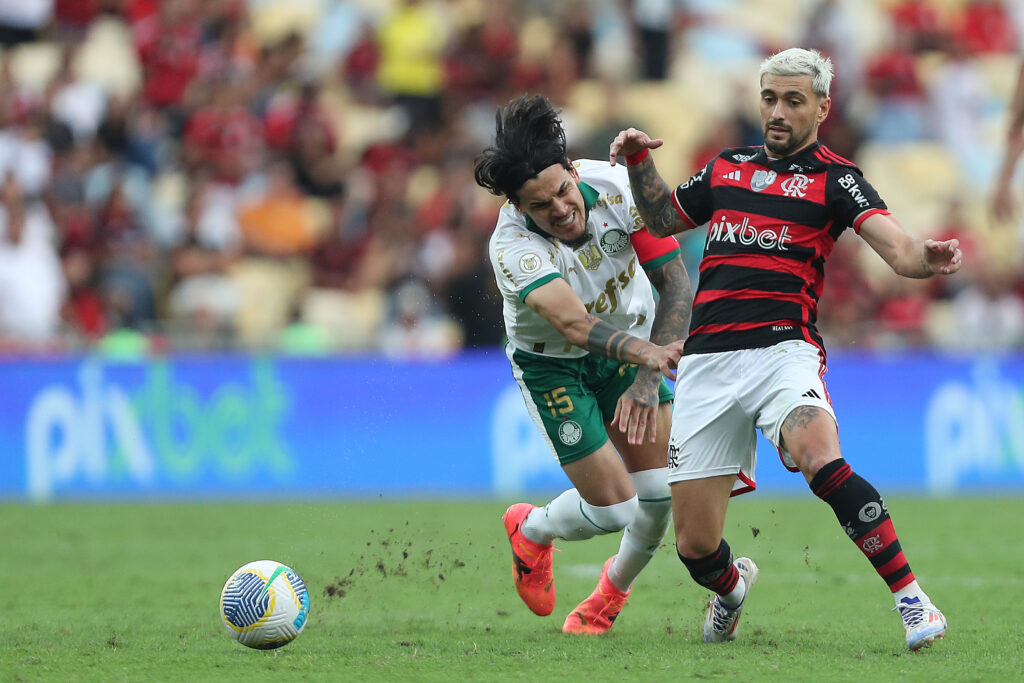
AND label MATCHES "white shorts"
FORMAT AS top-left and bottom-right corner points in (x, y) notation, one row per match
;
(667, 340), (836, 495)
